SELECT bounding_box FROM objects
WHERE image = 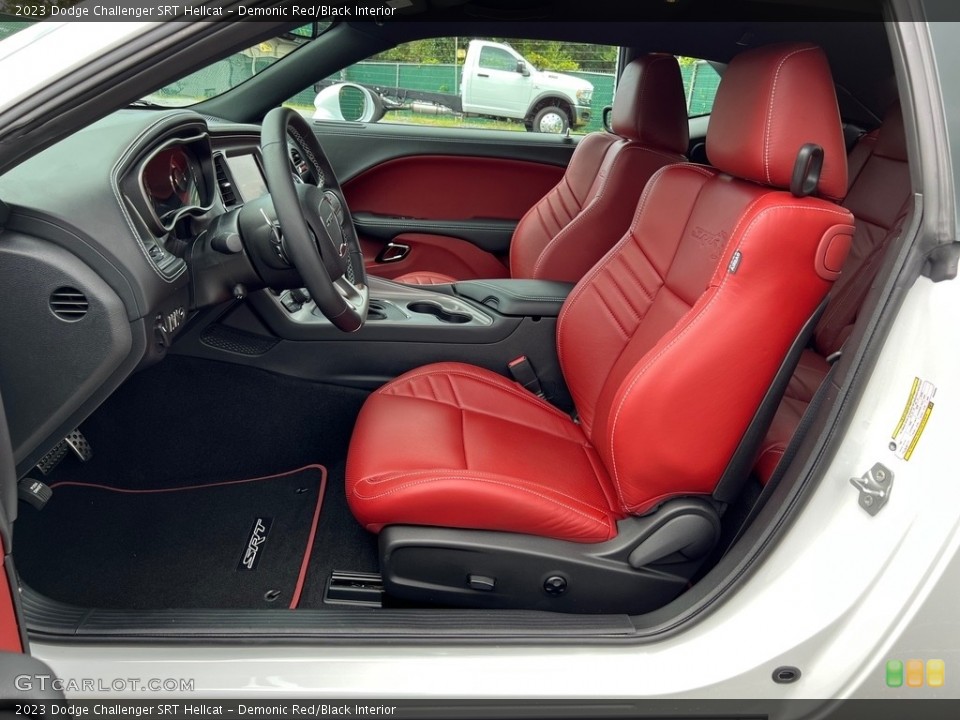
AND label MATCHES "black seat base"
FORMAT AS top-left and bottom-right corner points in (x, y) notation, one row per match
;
(379, 498), (721, 614)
